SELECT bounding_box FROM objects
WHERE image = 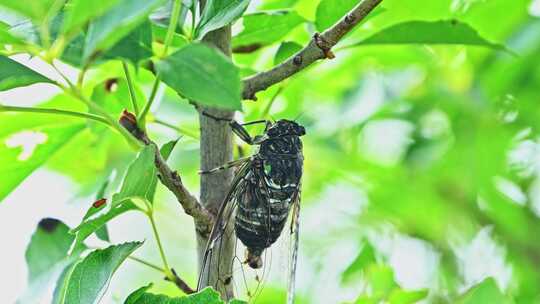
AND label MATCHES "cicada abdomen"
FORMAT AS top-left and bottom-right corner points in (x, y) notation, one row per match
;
(199, 118), (305, 303)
